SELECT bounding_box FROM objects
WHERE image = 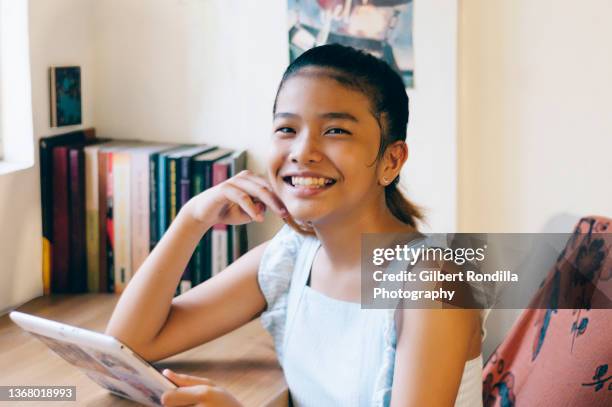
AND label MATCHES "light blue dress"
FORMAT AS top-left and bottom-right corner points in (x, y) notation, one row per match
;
(257, 224), (485, 407)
